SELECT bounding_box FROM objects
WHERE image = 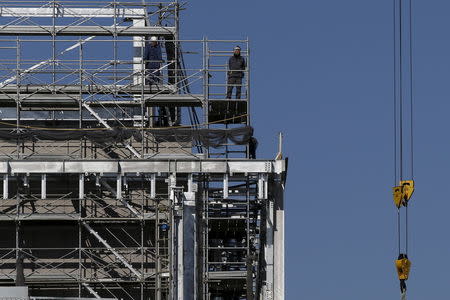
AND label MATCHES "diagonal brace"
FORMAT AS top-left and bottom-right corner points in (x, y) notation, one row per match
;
(82, 222), (142, 280)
